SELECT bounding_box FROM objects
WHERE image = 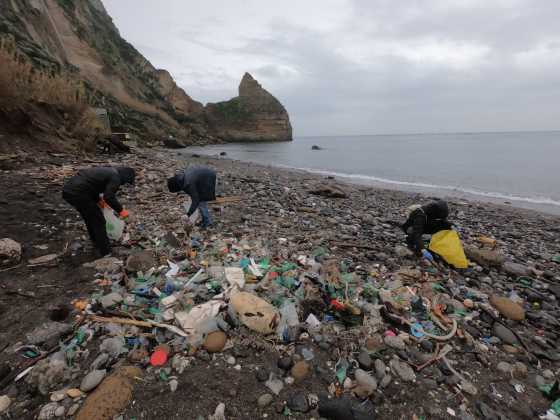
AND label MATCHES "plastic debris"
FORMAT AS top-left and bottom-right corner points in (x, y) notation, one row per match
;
(229, 292), (279, 334)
